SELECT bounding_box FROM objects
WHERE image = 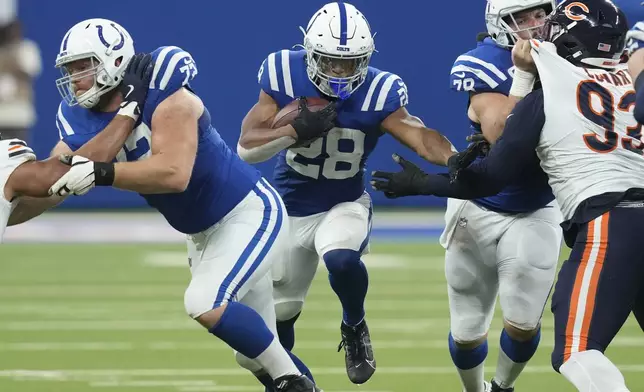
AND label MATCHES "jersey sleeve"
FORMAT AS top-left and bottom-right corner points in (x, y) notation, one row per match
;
(258, 50), (297, 103)
(145, 46), (199, 116)
(0, 138), (36, 199)
(55, 102), (85, 151)
(449, 53), (510, 94)
(360, 72), (408, 119)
